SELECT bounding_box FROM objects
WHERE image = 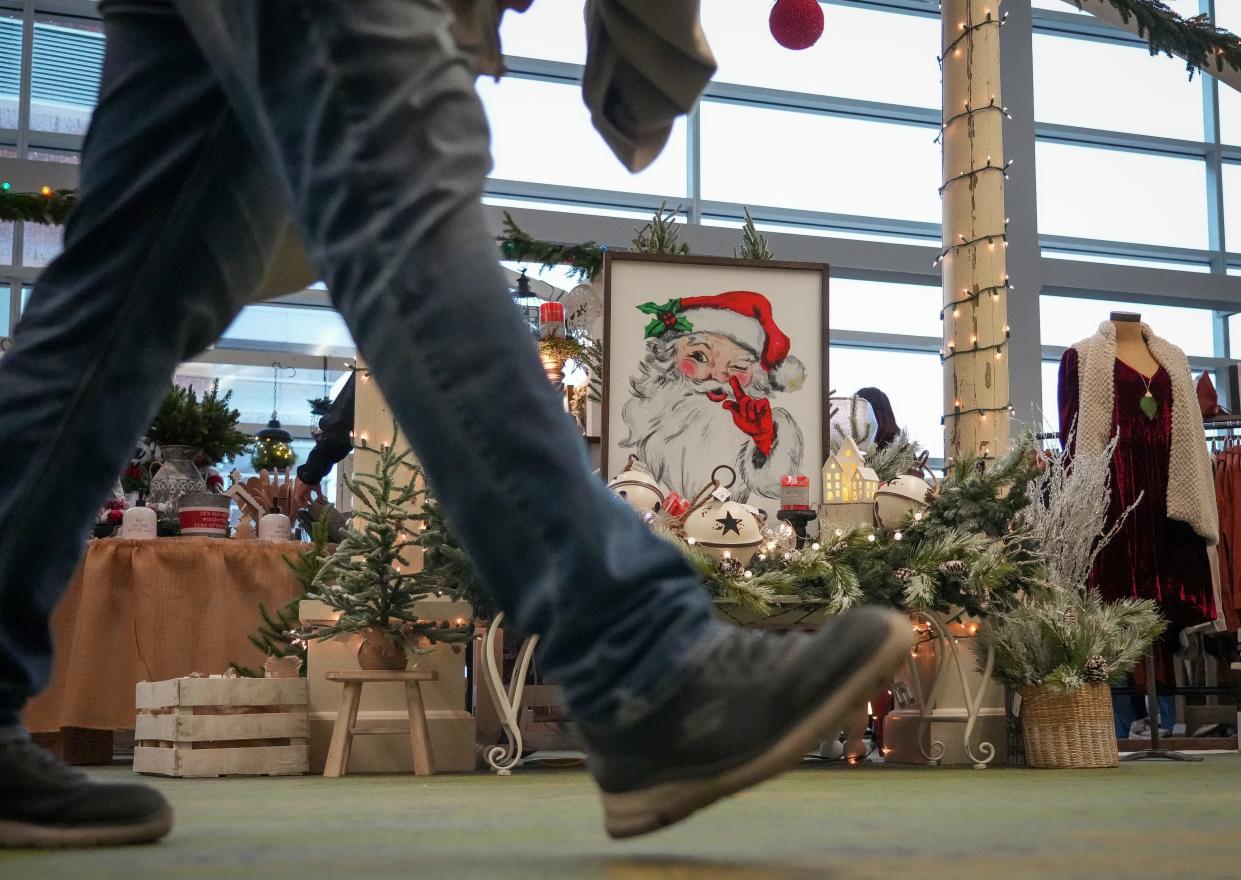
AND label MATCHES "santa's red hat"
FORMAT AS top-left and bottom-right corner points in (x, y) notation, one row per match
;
(679, 291), (806, 391)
